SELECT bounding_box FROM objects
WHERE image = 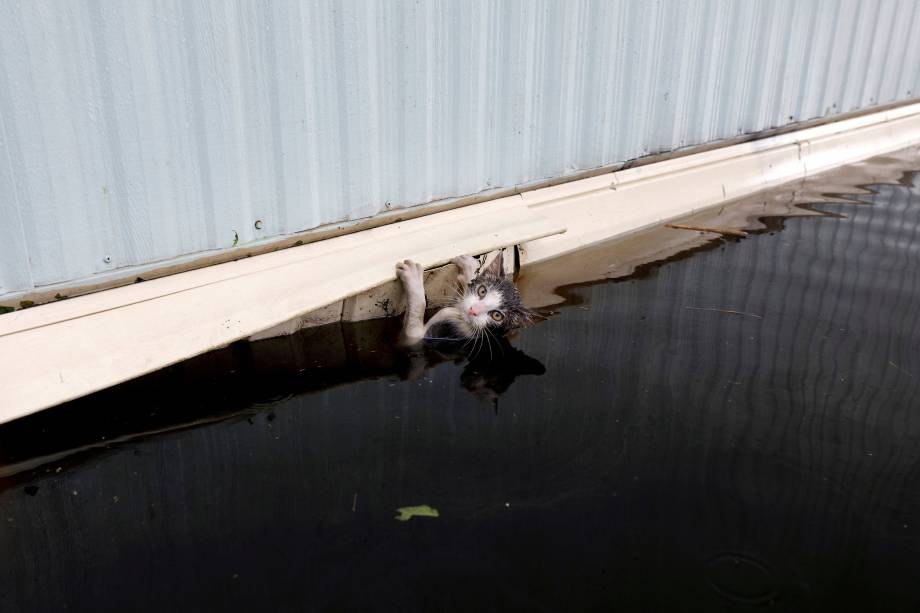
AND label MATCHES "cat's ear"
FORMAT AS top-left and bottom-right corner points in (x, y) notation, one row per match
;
(482, 251), (504, 277)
